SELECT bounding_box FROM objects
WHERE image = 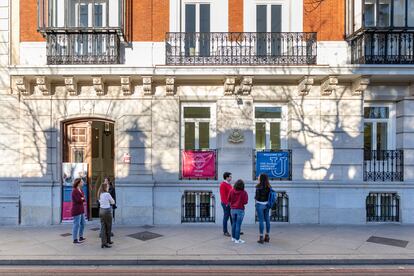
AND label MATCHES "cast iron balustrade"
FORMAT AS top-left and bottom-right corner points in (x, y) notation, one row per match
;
(46, 29), (121, 65)
(350, 29), (414, 64)
(166, 32), (317, 65)
(255, 192), (289, 222)
(363, 150), (404, 182)
(181, 191), (215, 223)
(366, 193), (400, 222)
